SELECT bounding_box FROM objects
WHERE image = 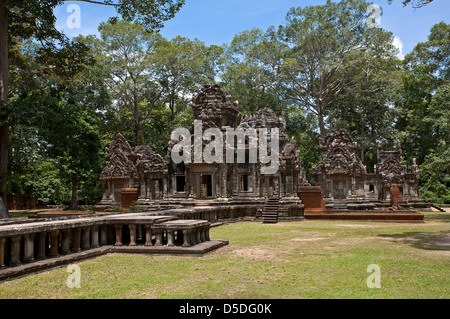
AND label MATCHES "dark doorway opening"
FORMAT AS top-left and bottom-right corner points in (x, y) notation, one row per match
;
(202, 175), (213, 198)
(176, 176), (186, 192)
(242, 175), (249, 192)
